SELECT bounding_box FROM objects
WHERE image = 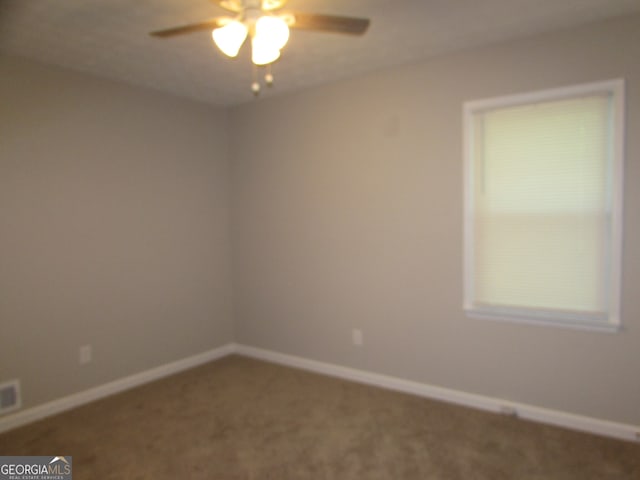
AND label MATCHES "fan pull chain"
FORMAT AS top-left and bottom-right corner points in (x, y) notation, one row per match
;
(250, 64), (276, 96)
(265, 64), (274, 87)
(251, 63), (261, 96)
